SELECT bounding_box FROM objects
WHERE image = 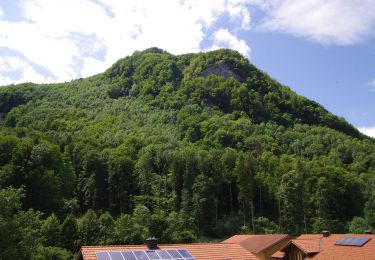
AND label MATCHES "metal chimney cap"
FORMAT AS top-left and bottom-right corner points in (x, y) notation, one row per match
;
(364, 230), (372, 234)
(322, 230), (330, 237)
(146, 237), (158, 250)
